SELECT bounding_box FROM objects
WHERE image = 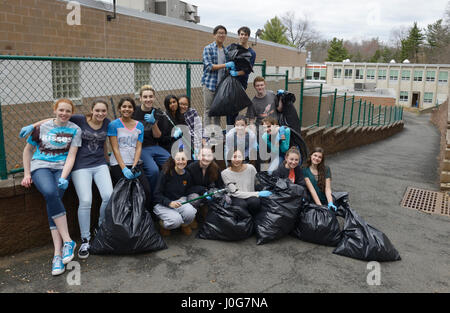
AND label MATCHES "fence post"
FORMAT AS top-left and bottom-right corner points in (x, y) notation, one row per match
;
(349, 95), (355, 126)
(0, 99), (7, 180)
(330, 88), (337, 127)
(186, 62), (191, 99)
(378, 104), (381, 126)
(285, 70), (289, 91)
(299, 78), (304, 128)
(367, 102), (371, 126)
(384, 106), (387, 125)
(341, 92), (347, 127)
(316, 83), (323, 127)
(389, 106), (393, 124)
(370, 104), (375, 126)
(357, 99), (362, 126)
(262, 59), (267, 78)
(363, 101), (367, 126)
